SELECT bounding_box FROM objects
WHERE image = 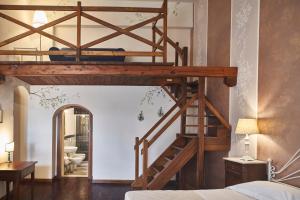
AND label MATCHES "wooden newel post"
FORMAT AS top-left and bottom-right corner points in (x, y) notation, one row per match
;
(142, 139), (149, 189)
(135, 137), (140, 180)
(163, 0), (168, 63)
(76, 1), (82, 62)
(175, 42), (179, 66)
(152, 25), (156, 63)
(182, 46), (188, 66)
